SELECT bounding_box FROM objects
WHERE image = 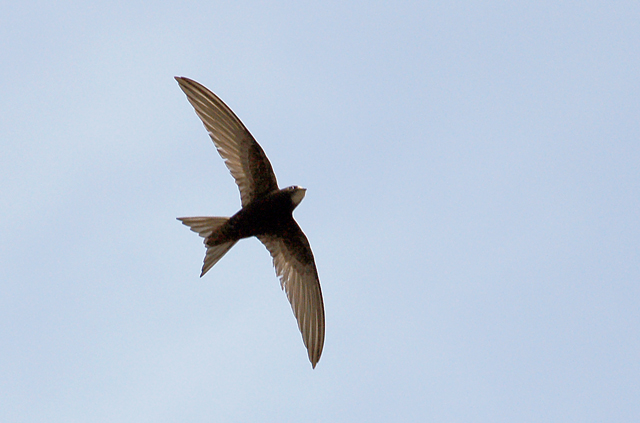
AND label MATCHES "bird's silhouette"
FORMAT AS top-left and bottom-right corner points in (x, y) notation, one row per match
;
(176, 77), (325, 368)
